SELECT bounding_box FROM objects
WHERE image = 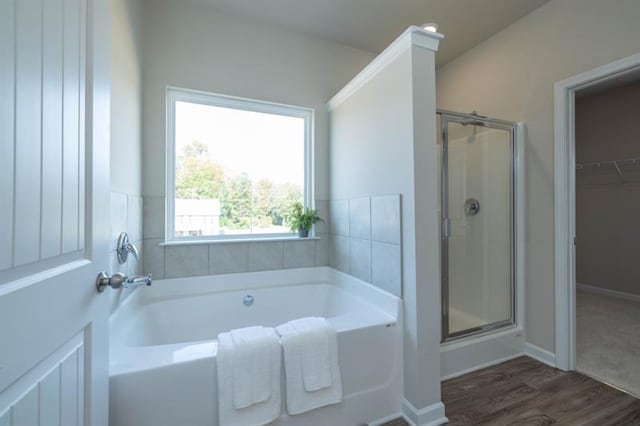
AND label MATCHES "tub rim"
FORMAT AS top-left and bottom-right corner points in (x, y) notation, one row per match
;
(109, 267), (400, 376)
